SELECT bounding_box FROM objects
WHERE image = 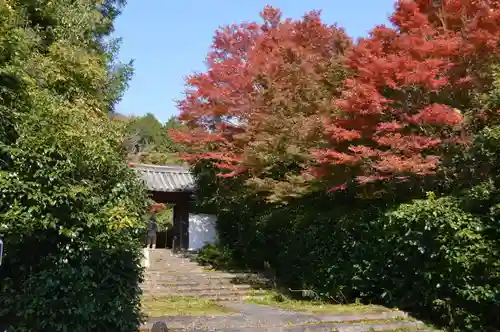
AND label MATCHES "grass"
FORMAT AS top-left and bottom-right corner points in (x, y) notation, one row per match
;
(244, 290), (393, 315)
(367, 322), (442, 331)
(294, 317), (413, 327)
(327, 317), (414, 325)
(375, 328), (440, 332)
(141, 296), (235, 317)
